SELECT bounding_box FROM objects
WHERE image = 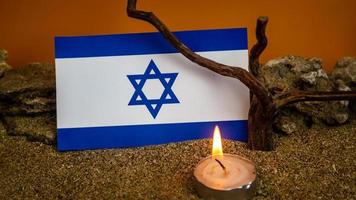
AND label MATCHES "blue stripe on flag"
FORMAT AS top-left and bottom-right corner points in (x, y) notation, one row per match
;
(57, 120), (247, 151)
(55, 28), (247, 58)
